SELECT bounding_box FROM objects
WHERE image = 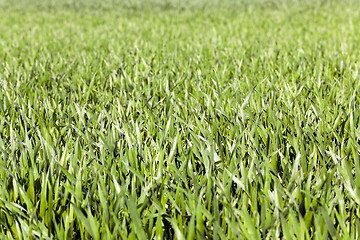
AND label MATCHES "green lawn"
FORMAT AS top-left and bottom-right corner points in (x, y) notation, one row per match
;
(1, 1), (360, 239)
